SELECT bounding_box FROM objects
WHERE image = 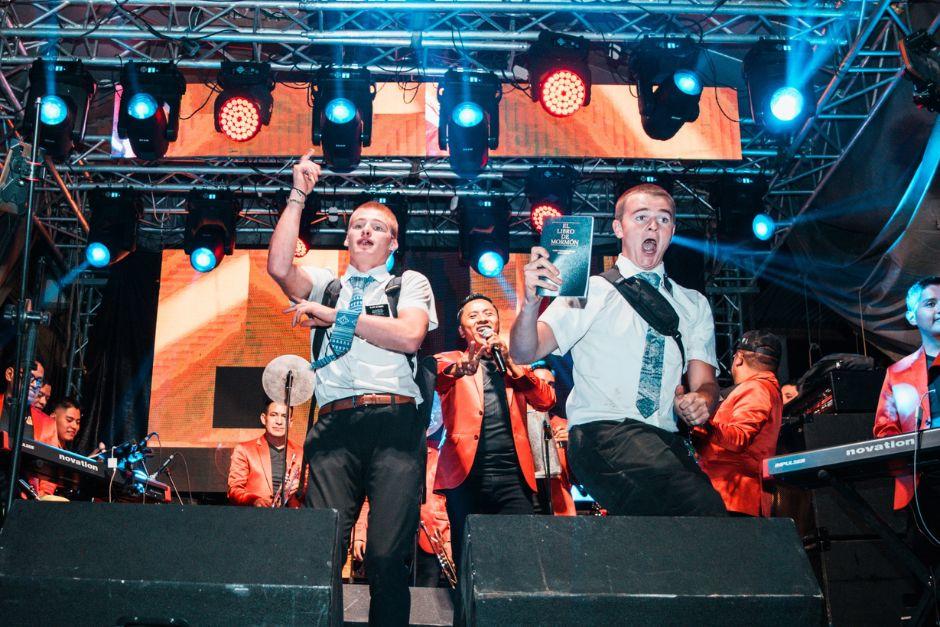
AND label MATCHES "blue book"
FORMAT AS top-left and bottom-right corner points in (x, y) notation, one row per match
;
(537, 215), (594, 298)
